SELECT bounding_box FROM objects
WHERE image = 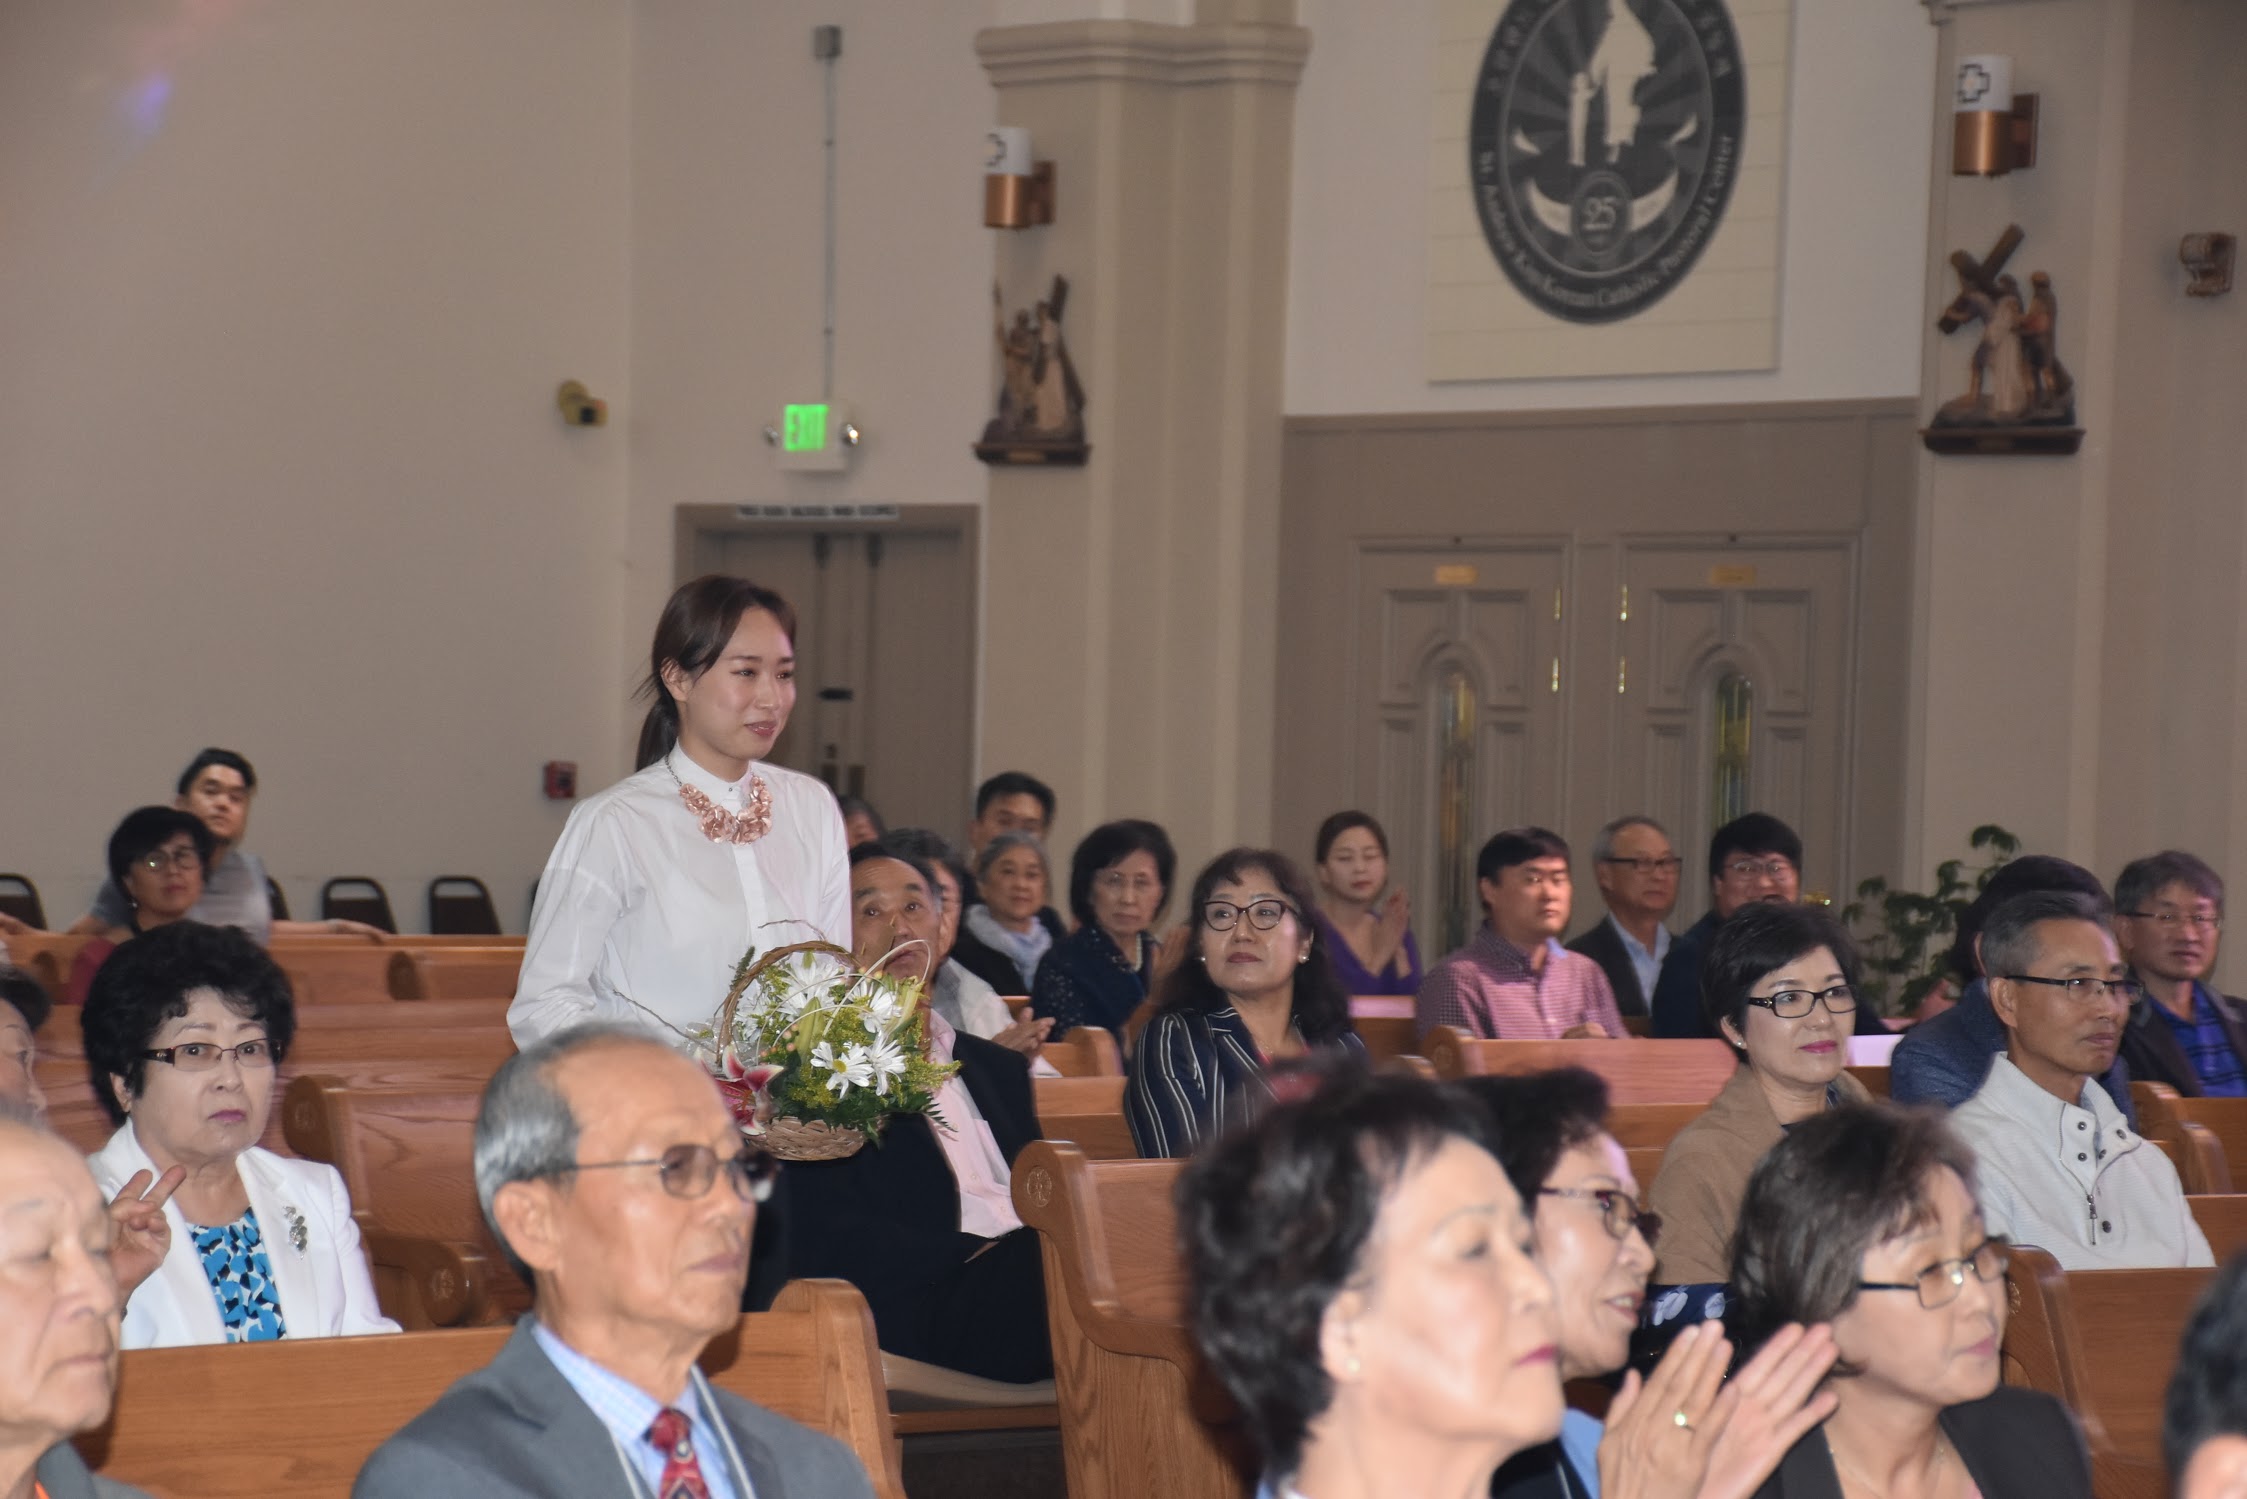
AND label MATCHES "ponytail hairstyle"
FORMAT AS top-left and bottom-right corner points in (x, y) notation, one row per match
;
(635, 575), (800, 770)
